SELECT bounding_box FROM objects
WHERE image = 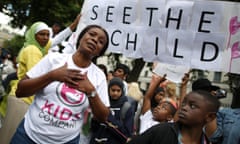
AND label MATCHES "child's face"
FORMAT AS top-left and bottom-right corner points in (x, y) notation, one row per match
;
(154, 91), (165, 104)
(178, 92), (208, 126)
(109, 85), (122, 100)
(113, 68), (126, 80)
(152, 102), (173, 122)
